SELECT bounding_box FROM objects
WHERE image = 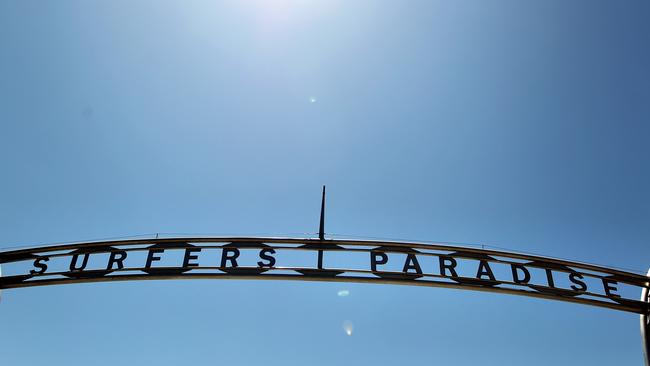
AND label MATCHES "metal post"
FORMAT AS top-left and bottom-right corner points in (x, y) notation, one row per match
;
(642, 268), (650, 366)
